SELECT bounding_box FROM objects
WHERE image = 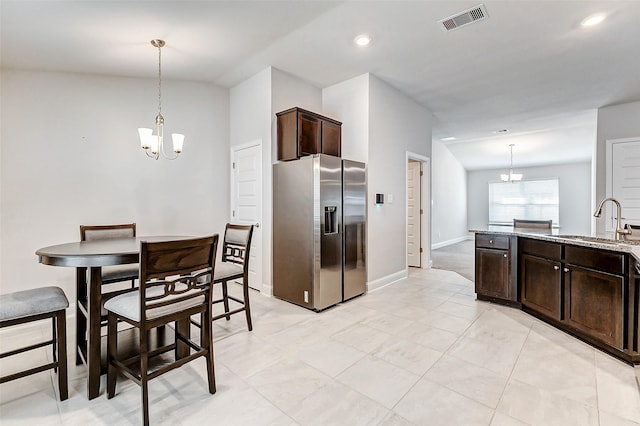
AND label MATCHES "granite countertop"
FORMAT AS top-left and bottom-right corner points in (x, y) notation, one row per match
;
(470, 226), (640, 264)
